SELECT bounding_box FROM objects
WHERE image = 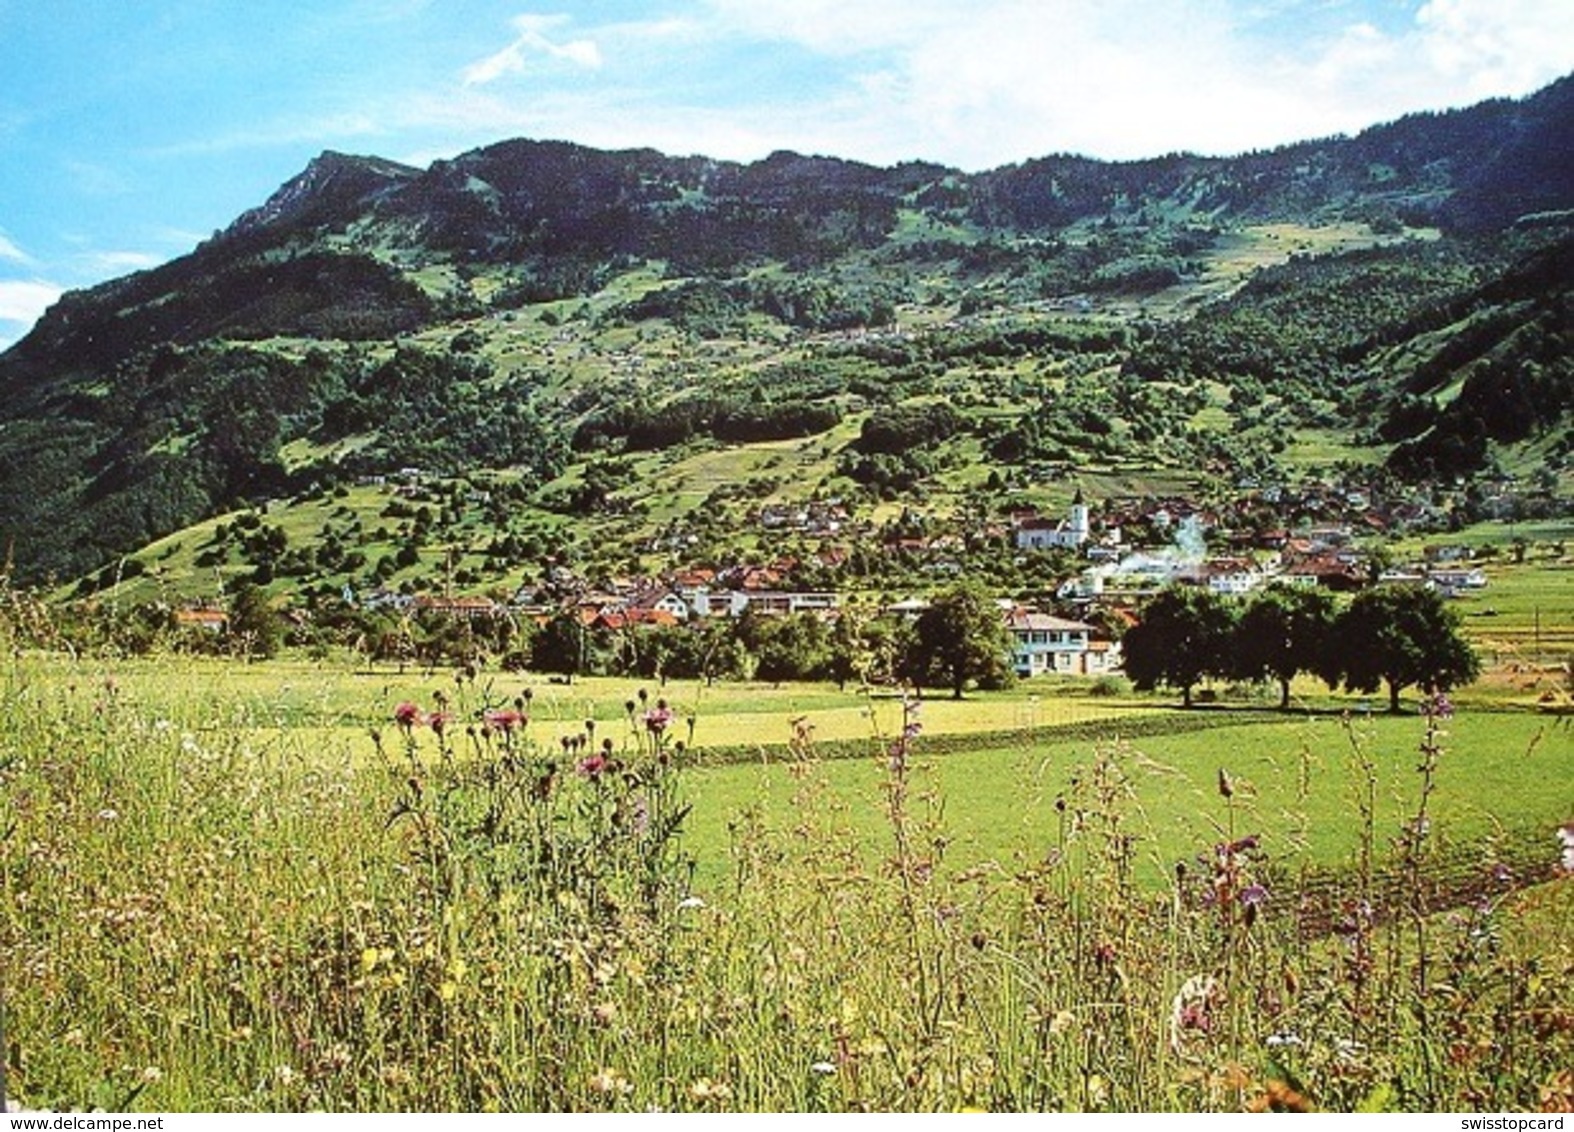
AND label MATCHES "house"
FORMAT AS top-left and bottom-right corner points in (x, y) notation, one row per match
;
(1378, 569), (1428, 585)
(363, 588), (415, 612)
(628, 588), (691, 621)
(1279, 555), (1365, 591)
(1428, 567), (1488, 591)
(592, 608), (681, 632)
(885, 597), (931, 619)
(508, 584), (557, 616)
(1302, 526), (1354, 550)
(731, 590), (838, 618)
(684, 588), (839, 619)
(174, 608), (228, 633)
(758, 504), (807, 530)
(415, 595), (500, 621)
(1004, 609), (1118, 677)
(1195, 557), (1263, 596)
